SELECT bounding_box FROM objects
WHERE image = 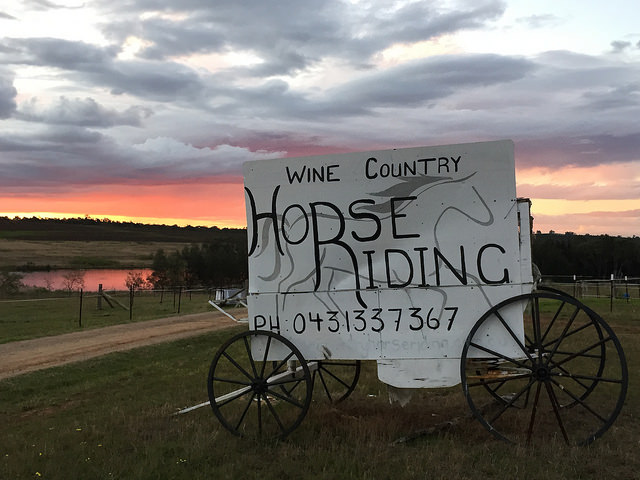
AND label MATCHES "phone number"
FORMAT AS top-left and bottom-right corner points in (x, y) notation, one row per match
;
(280, 306), (459, 335)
